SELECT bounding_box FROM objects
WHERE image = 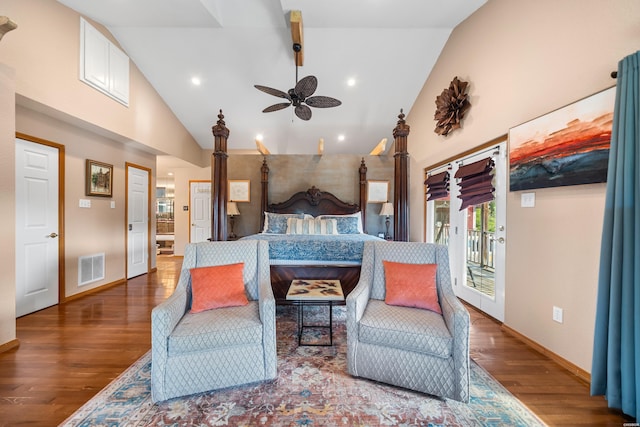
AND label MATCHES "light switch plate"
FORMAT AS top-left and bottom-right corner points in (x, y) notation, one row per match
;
(79, 199), (91, 208)
(553, 306), (563, 323)
(521, 192), (535, 208)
